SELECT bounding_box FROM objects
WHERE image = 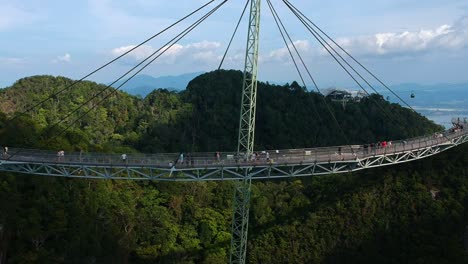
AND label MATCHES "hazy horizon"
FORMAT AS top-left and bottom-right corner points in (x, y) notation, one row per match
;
(1, 1), (468, 88)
